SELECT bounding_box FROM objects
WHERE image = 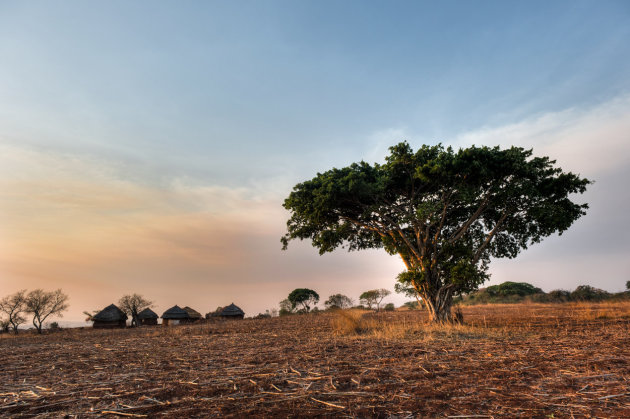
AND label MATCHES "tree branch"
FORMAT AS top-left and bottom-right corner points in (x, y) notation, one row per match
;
(472, 211), (509, 263)
(448, 194), (490, 244)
